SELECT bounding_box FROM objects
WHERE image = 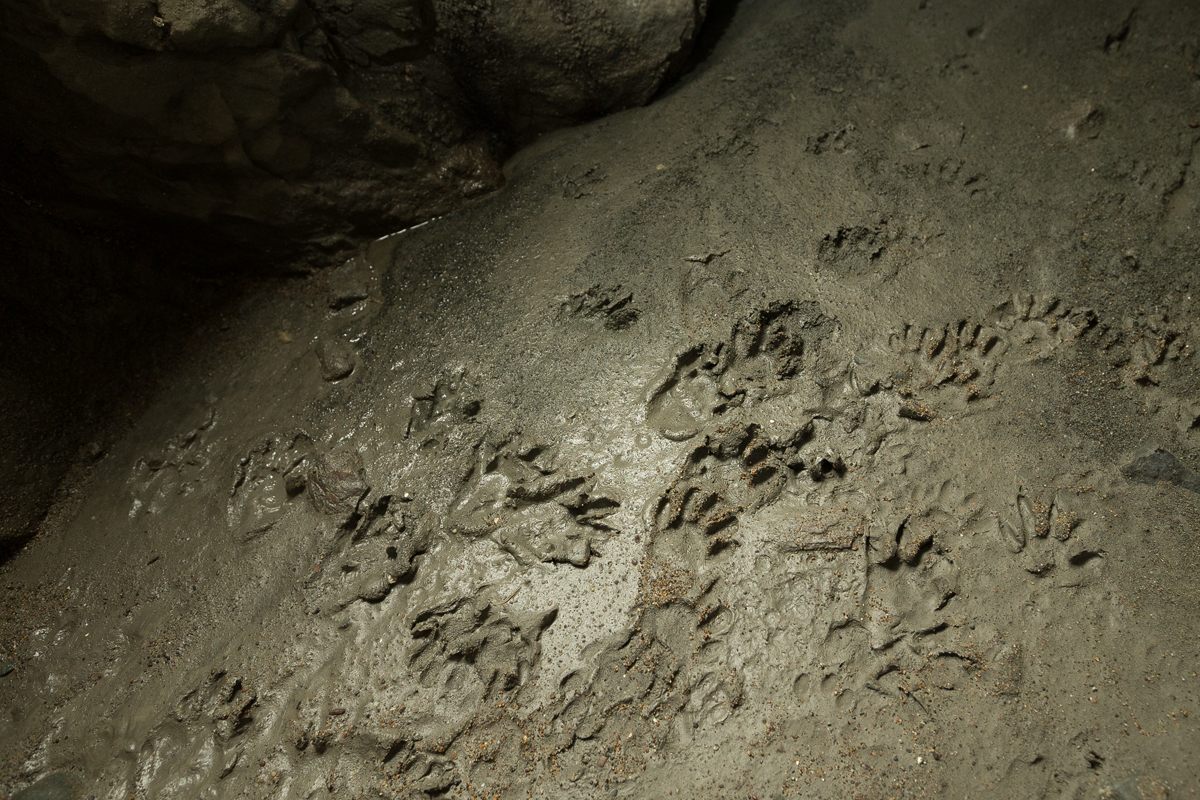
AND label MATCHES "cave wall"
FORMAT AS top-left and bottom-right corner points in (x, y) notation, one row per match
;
(0, 0), (708, 255)
(0, 183), (224, 556)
